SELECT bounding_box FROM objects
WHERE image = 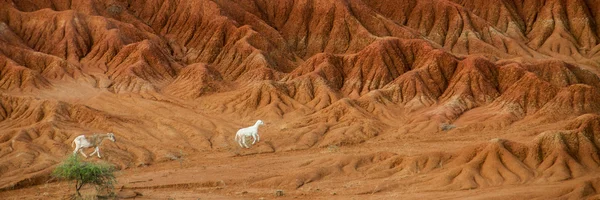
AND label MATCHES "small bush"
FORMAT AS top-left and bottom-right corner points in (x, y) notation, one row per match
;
(52, 155), (116, 197)
(327, 145), (340, 153)
(275, 190), (284, 197)
(440, 123), (456, 131)
(166, 150), (187, 168)
(107, 4), (122, 15)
